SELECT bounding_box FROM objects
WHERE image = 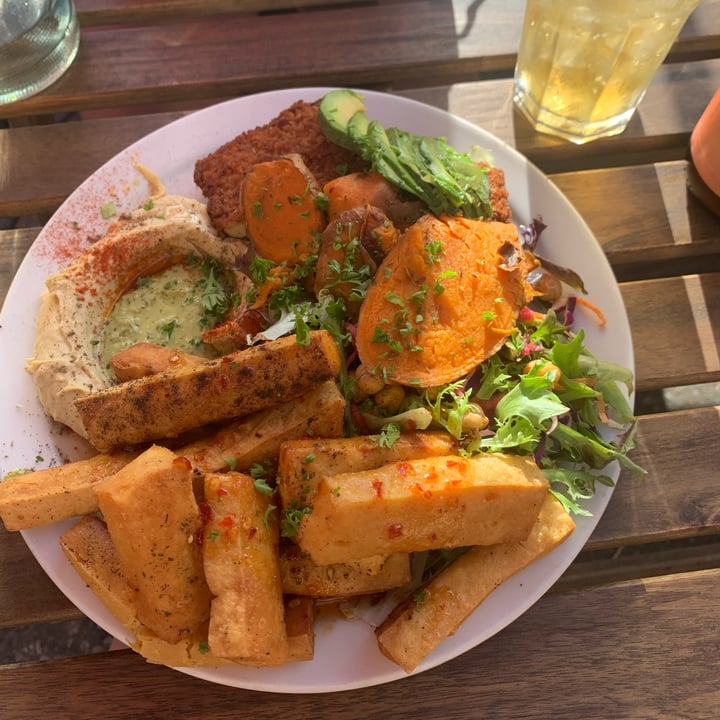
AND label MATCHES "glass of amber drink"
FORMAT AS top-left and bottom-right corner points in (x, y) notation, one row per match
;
(513, 0), (701, 144)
